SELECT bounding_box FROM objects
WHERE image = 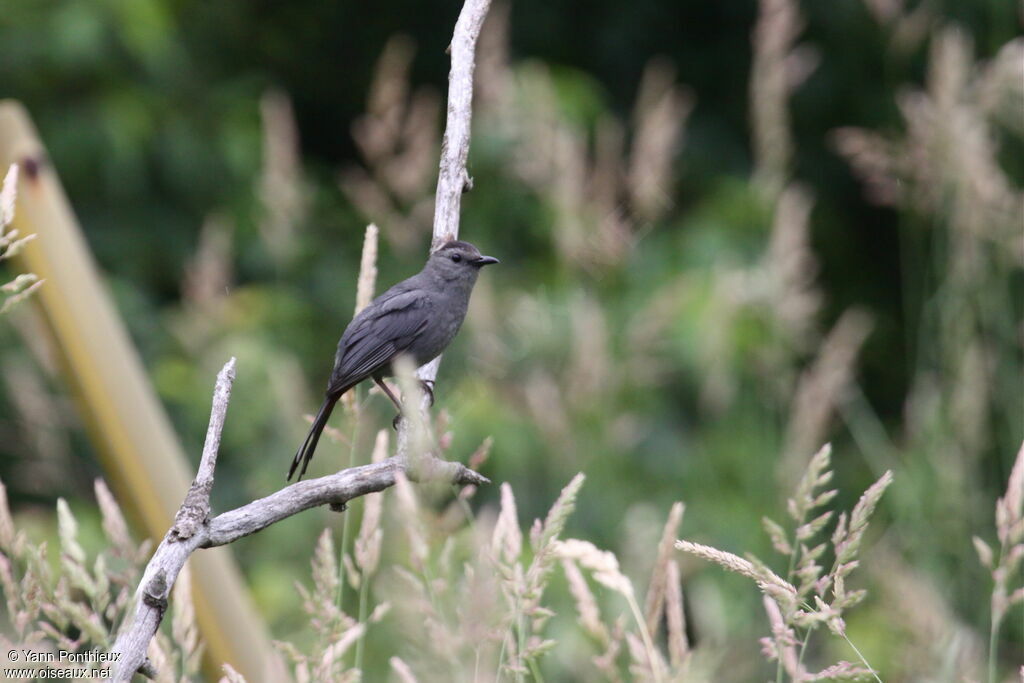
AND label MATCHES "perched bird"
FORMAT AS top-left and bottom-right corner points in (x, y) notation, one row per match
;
(288, 240), (499, 480)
